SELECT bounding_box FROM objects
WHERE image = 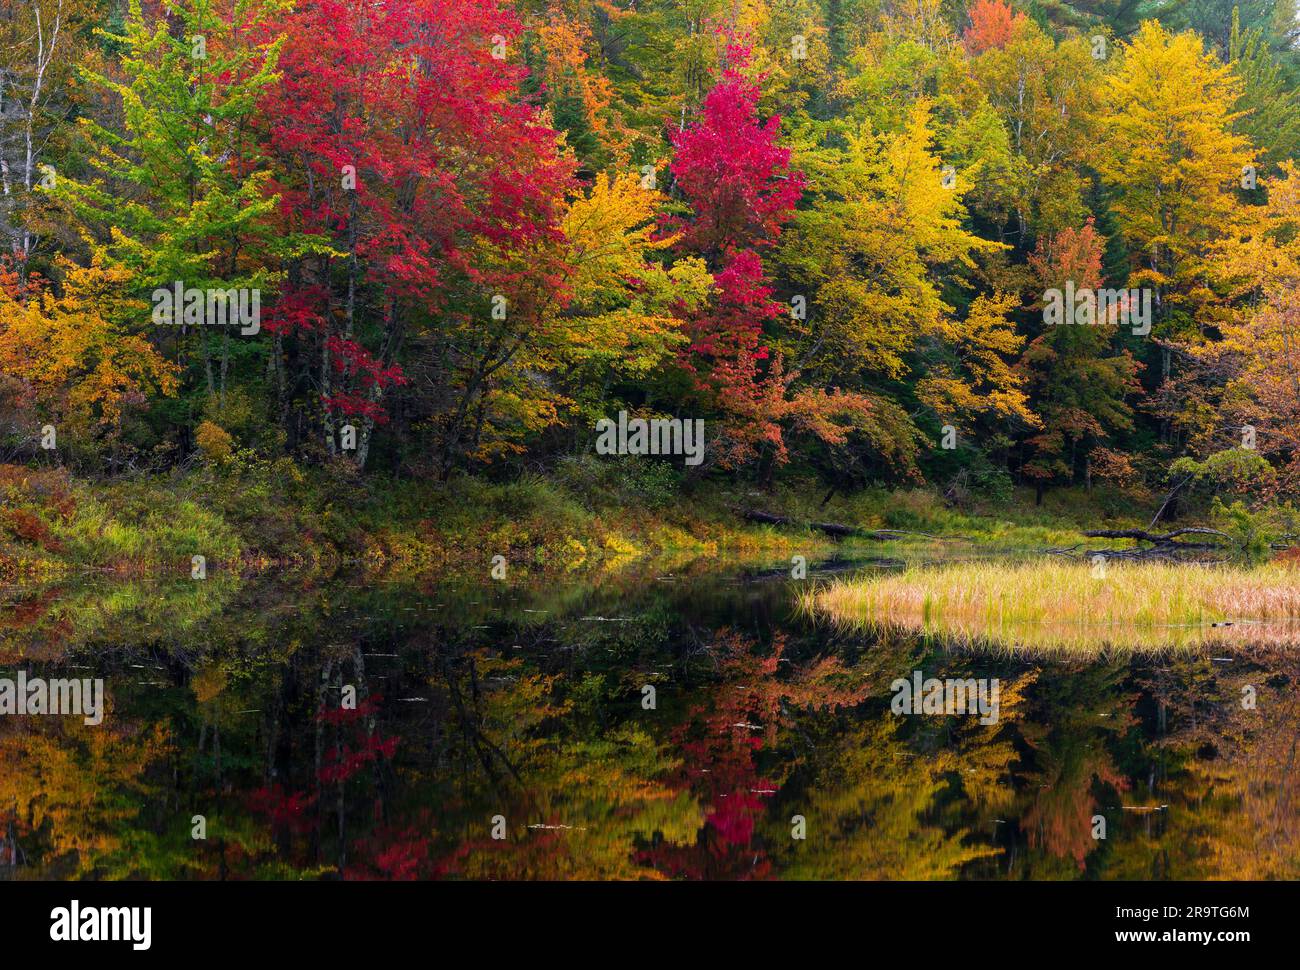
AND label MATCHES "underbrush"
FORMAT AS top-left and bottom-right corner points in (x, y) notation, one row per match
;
(1, 456), (1282, 579)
